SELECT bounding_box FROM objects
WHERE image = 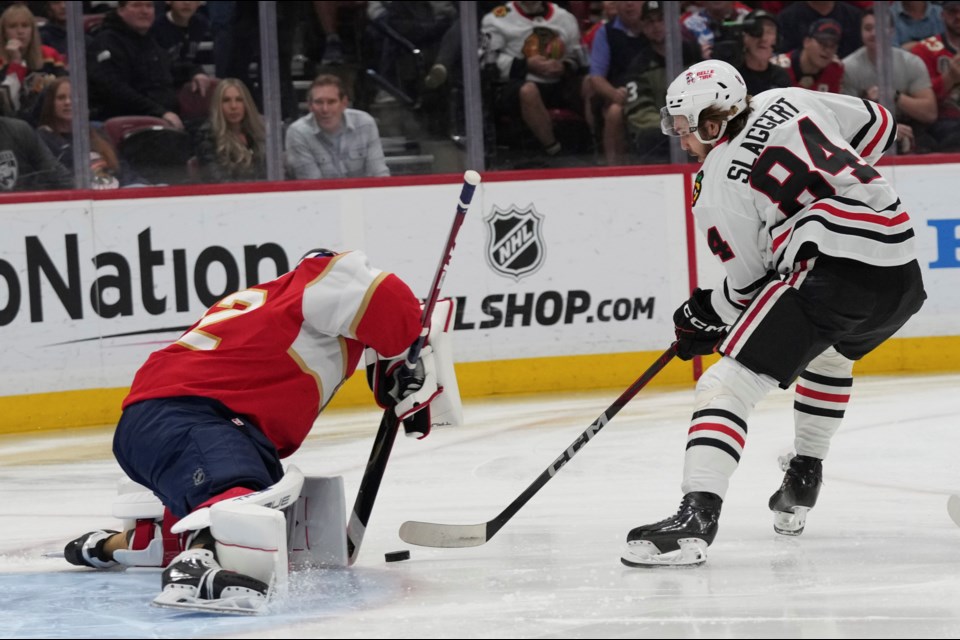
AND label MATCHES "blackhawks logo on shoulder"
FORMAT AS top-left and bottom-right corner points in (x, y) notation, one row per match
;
(692, 171), (703, 206)
(484, 204), (546, 281)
